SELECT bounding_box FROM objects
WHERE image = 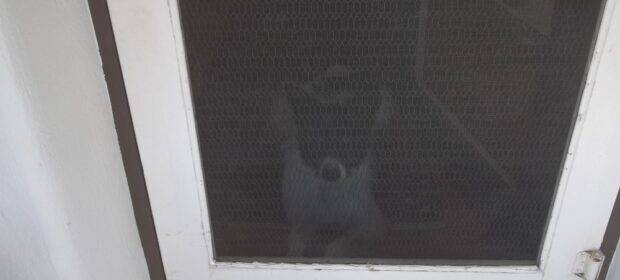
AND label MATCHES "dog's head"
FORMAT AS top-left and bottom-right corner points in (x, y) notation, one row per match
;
(273, 65), (390, 182)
